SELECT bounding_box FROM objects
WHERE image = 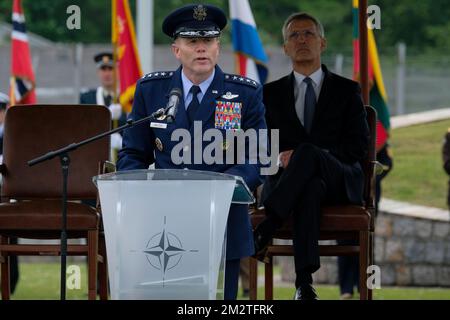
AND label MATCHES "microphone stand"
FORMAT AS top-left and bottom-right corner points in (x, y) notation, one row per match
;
(28, 106), (170, 300)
